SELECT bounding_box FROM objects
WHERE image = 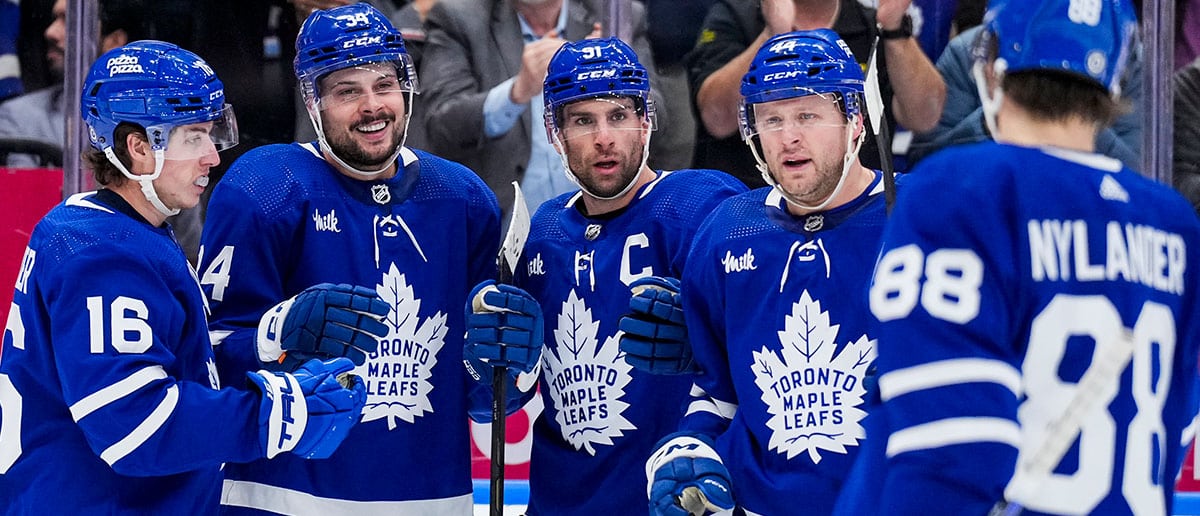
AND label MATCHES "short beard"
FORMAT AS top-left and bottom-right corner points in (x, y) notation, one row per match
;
(775, 149), (844, 205)
(568, 138), (645, 198)
(322, 113), (405, 171)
